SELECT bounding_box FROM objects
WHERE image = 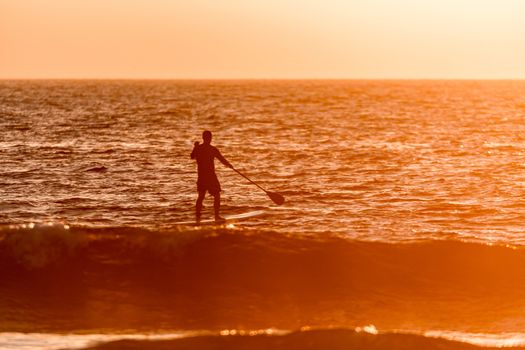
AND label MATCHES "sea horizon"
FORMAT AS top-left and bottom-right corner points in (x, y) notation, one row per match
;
(3, 77), (525, 81)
